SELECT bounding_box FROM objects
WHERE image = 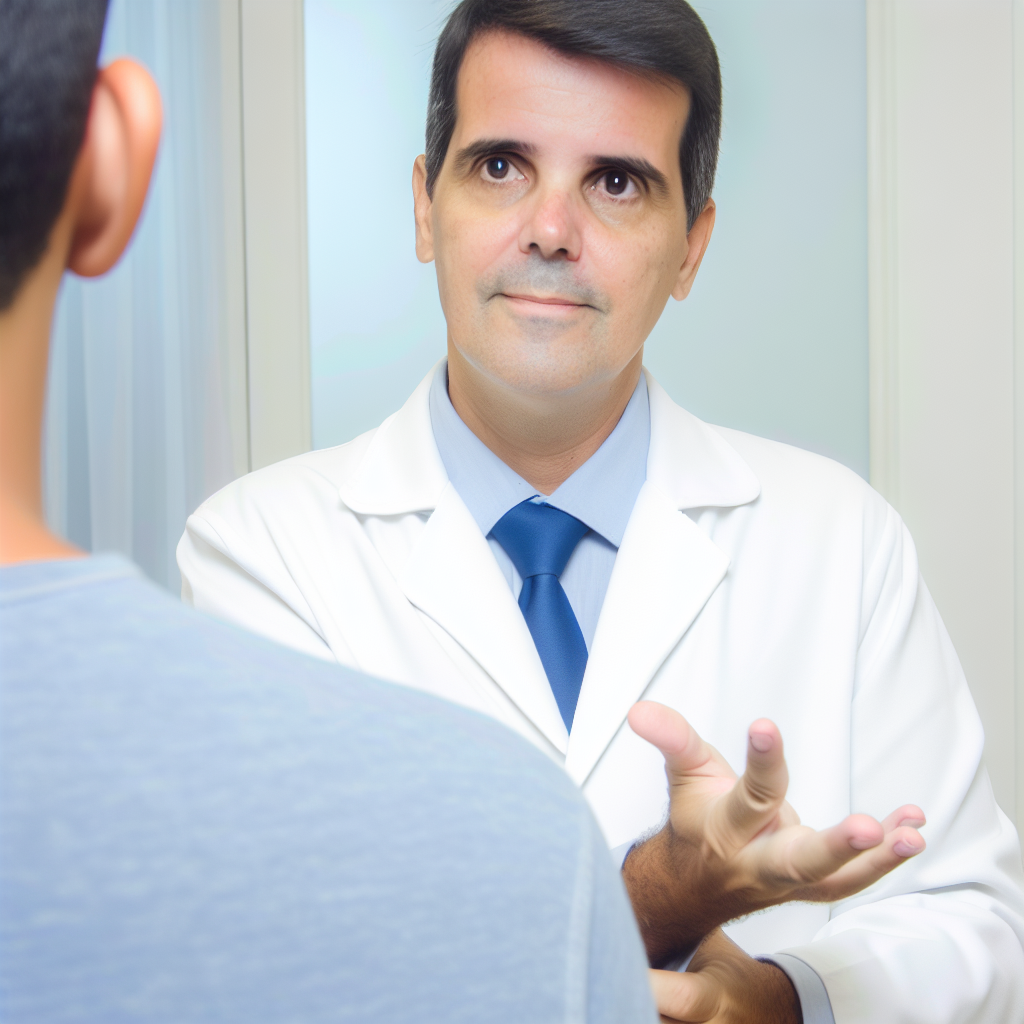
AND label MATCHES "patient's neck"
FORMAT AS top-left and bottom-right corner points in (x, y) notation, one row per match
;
(0, 241), (83, 565)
